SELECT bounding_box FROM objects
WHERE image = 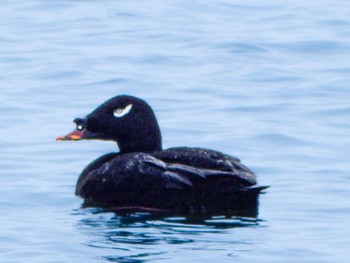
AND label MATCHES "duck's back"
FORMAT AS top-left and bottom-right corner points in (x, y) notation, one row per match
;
(153, 147), (257, 186)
